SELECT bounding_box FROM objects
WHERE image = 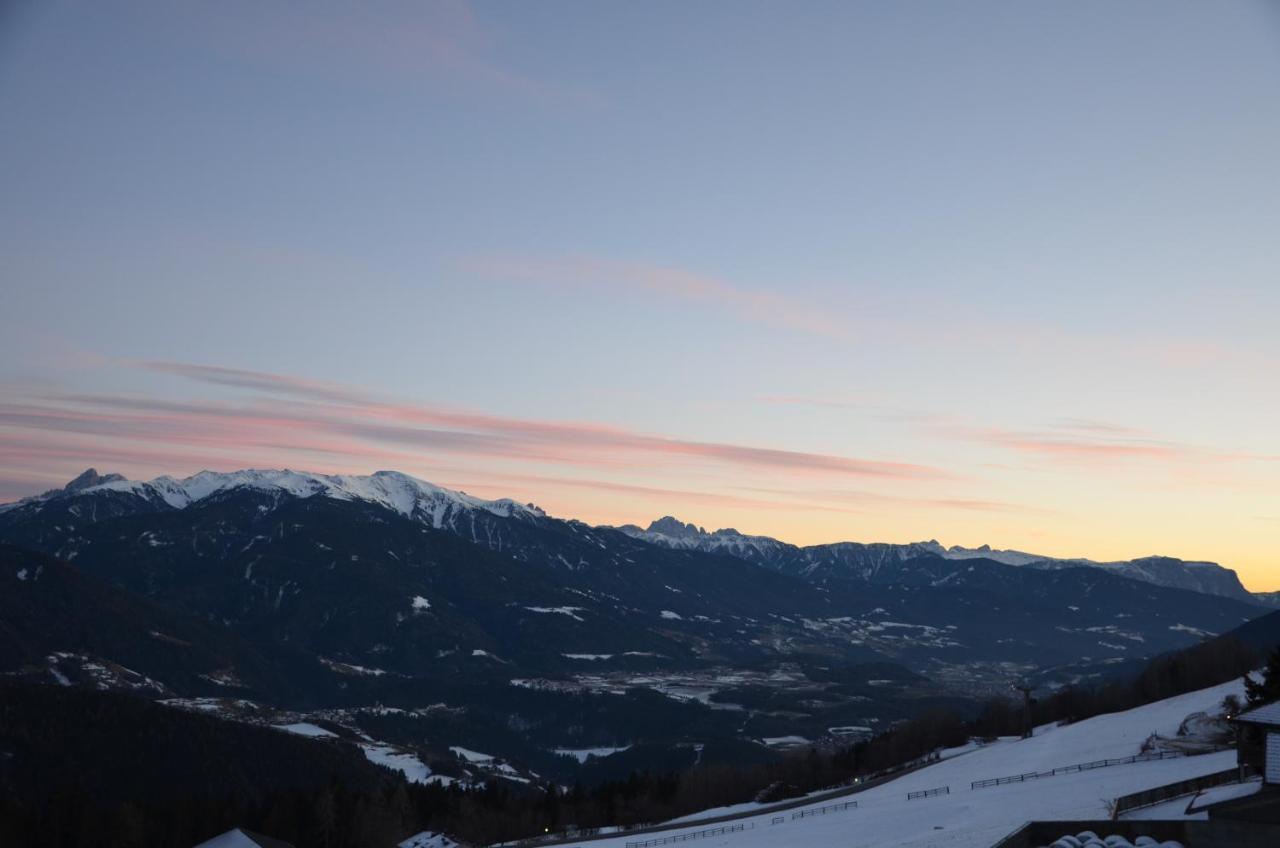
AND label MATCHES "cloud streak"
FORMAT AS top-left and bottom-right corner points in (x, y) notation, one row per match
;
(207, 0), (600, 107)
(734, 484), (1044, 516)
(928, 419), (1277, 470)
(0, 362), (951, 507)
(459, 255), (848, 339)
(142, 362), (367, 405)
(130, 363), (948, 479)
